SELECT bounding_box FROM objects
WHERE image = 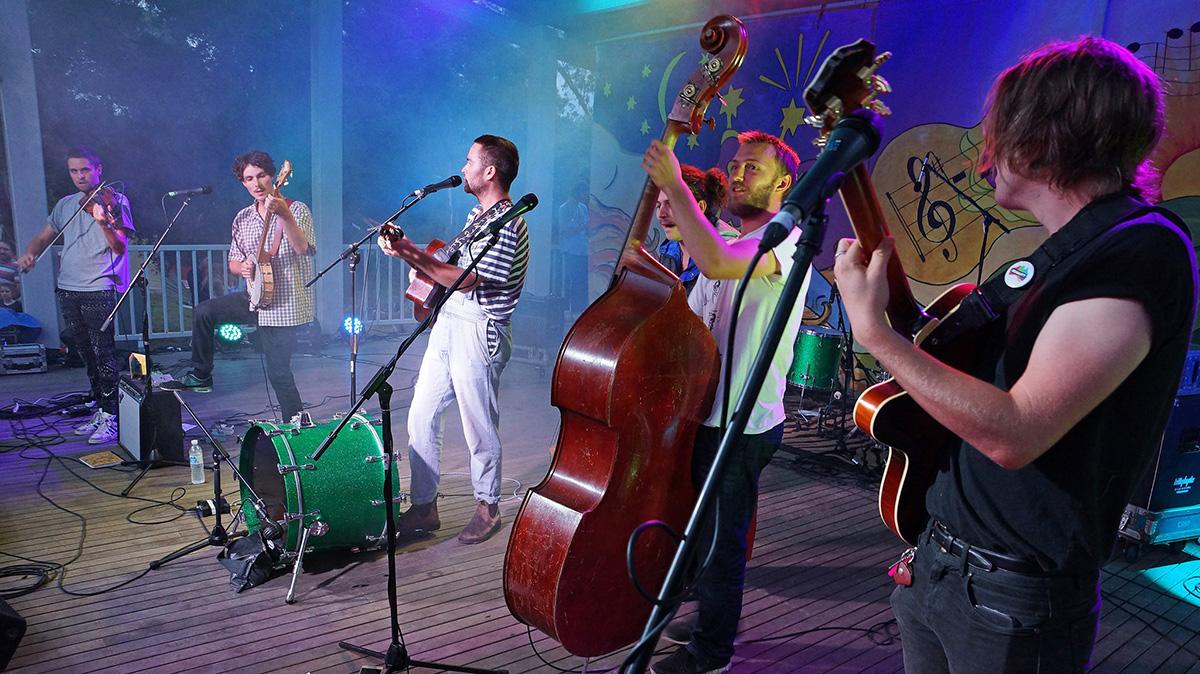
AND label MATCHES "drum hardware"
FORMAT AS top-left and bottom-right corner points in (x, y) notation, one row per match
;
(372, 496), (408, 507)
(365, 455), (385, 463)
(277, 463), (316, 474)
(286, 521), (330, 604)
(282, 510), (320, 524)
(308, 212), (510, 674)
(147, 392), (277, 573)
